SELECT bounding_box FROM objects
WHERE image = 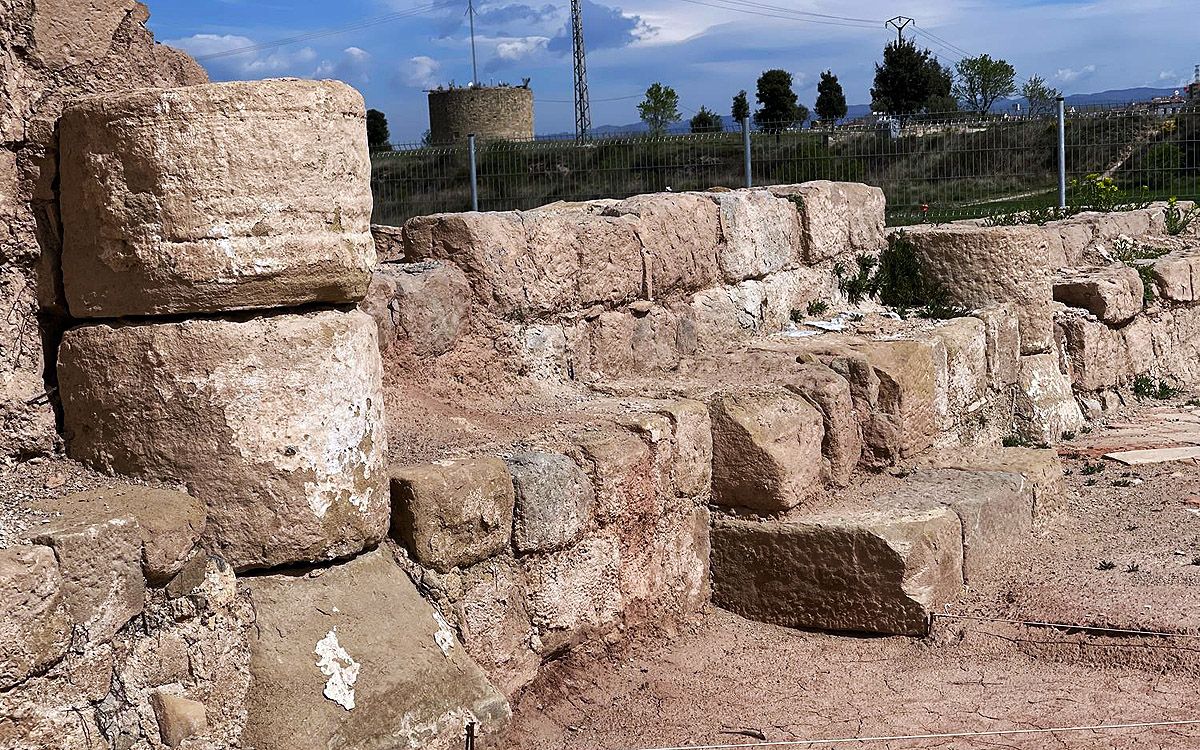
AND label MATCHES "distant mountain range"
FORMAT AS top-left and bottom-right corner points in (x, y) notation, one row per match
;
(541, 87), (1186, 138)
